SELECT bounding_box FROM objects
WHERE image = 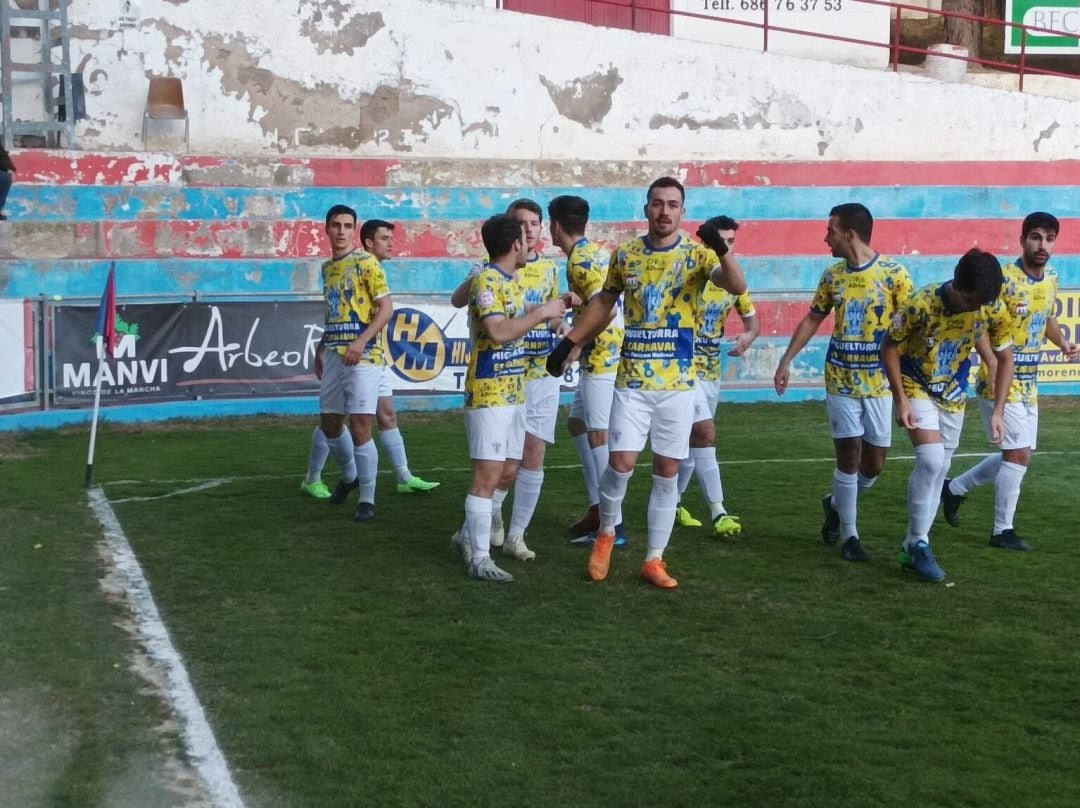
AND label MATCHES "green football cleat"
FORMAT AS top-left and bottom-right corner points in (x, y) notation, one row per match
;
(299, 479), (332, 500)
(397, 476), (441, 494)
(712, 513), (742, 537)
(675, 504), (702, 527)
